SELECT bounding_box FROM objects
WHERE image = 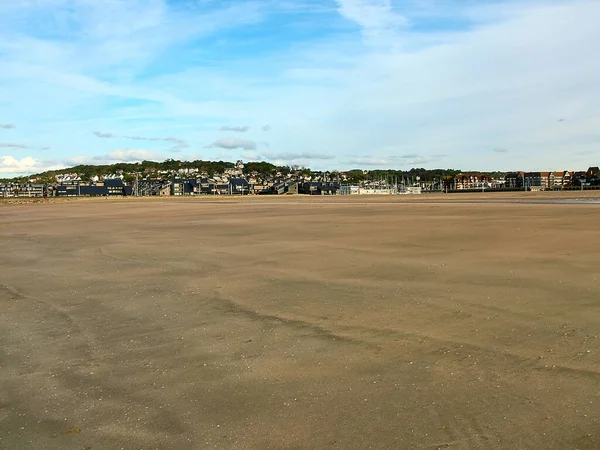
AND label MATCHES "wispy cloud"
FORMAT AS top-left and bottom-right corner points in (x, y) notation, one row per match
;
(92, 149), (159, 163)
(107, 149), (158, 162)
(0, 124), (15, 129)
(334, 0), (407, 43)
(347, 156), (395, 167)
(0, 142), (28, 149)
(93, 131), (188, 152)
(221, 125), (249, 132)
(162, 137), (188, 152)
(0, 142), (52, 150)
(207, 138), (257, 150)
(493, 148), (509, 153)
(261, 151), (334, 161)
(238, 150), (335, 166)
(240, 151), (260, 160)
(93, 131), (117, 138)
(2, 1), (600, 171)
(347, 153), (445, 167)
(65, 156), (94, 166)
